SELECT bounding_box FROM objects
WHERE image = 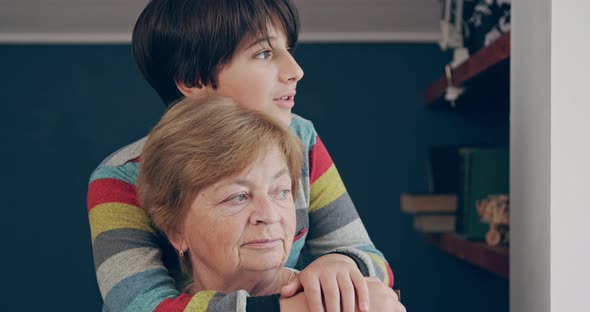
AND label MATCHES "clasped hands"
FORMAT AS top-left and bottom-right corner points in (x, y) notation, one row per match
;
(278, 254), (406, 312)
